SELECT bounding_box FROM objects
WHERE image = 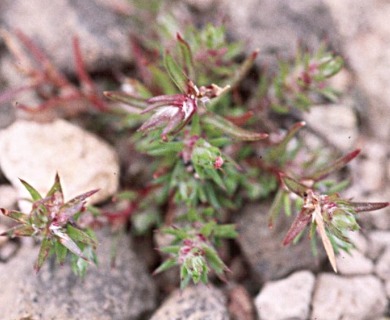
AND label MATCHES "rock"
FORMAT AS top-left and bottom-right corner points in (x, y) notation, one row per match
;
(0, 119), (119, 211)
(223, 0), (338, 67)
(311, 274), (387, 320)
(302, 104), (358, 151)
(336, 249), (374, 275)
(228, 285), (255, 320)
(255, 270), (315, 320)
(0, 0), (132, 74)
(367, 230), (390, 260)
(0, 184), (18, 210)
(0, 229), (156, 319)
(236, 203), (323, 282)
(323, 0), (390, 140)
(375, 246), (390, 281)
(150, 285), (229, 320)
